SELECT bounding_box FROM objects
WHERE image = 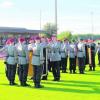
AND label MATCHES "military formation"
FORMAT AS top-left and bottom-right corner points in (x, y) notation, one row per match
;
(0, 34), (100, 88)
